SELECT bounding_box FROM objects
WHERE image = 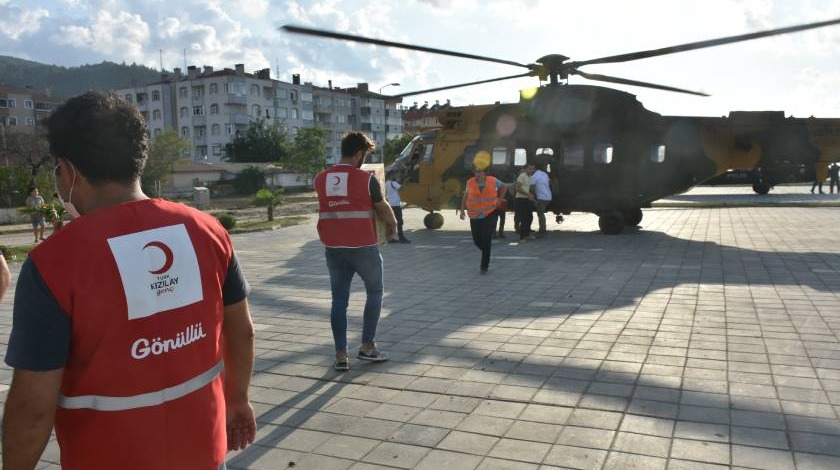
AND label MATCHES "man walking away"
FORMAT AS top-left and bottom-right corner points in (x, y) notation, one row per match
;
(514, 164), (535, 242)
(315, 132), (397, 372)
(3, 91), (256, 470)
